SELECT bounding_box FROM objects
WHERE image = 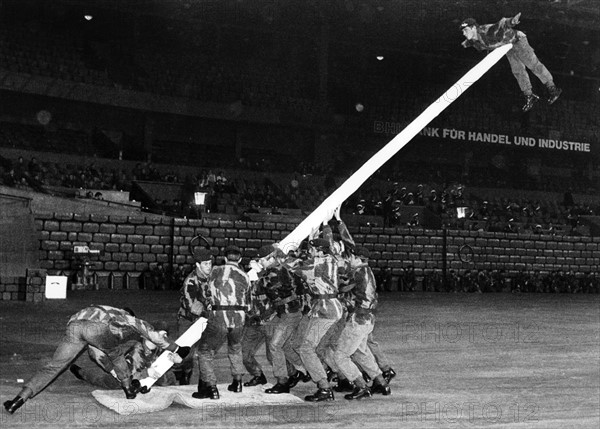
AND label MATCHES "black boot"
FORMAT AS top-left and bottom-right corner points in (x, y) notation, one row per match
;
(4, 396), (25, 414)
(382, 368), (396, 384)
(180, 371), (192, 386)
(207, 385), (220, 399)
(522, 94), (539, 112)
(243, 372), (267, 386)
(121, 378), (142, 399)
(265, 383), (290, 394)
(333, 378), (355, 392)
(227, 379), (242, 393)
(69, 364), (85, 381)
(547, 86), (562, 105)
(371, 381), (391, 396)
(192, 379), (209, 399)
(287, 370), (309, 388)
(344, 386), (372, 400)
(326, 367), (338, 383)
(304, 388), (335, 402)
